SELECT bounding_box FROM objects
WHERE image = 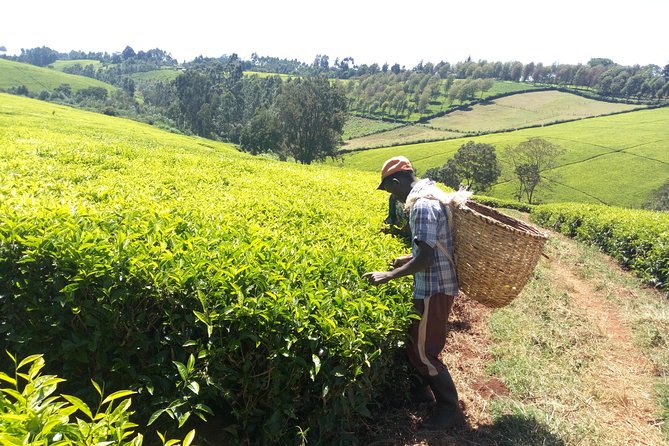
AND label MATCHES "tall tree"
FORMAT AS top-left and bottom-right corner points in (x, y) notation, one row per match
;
(506, 137), (565, 204)
(429, 141), (501, 192)
(19, 46), (59, 67)
(275, 76), (347, 164)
